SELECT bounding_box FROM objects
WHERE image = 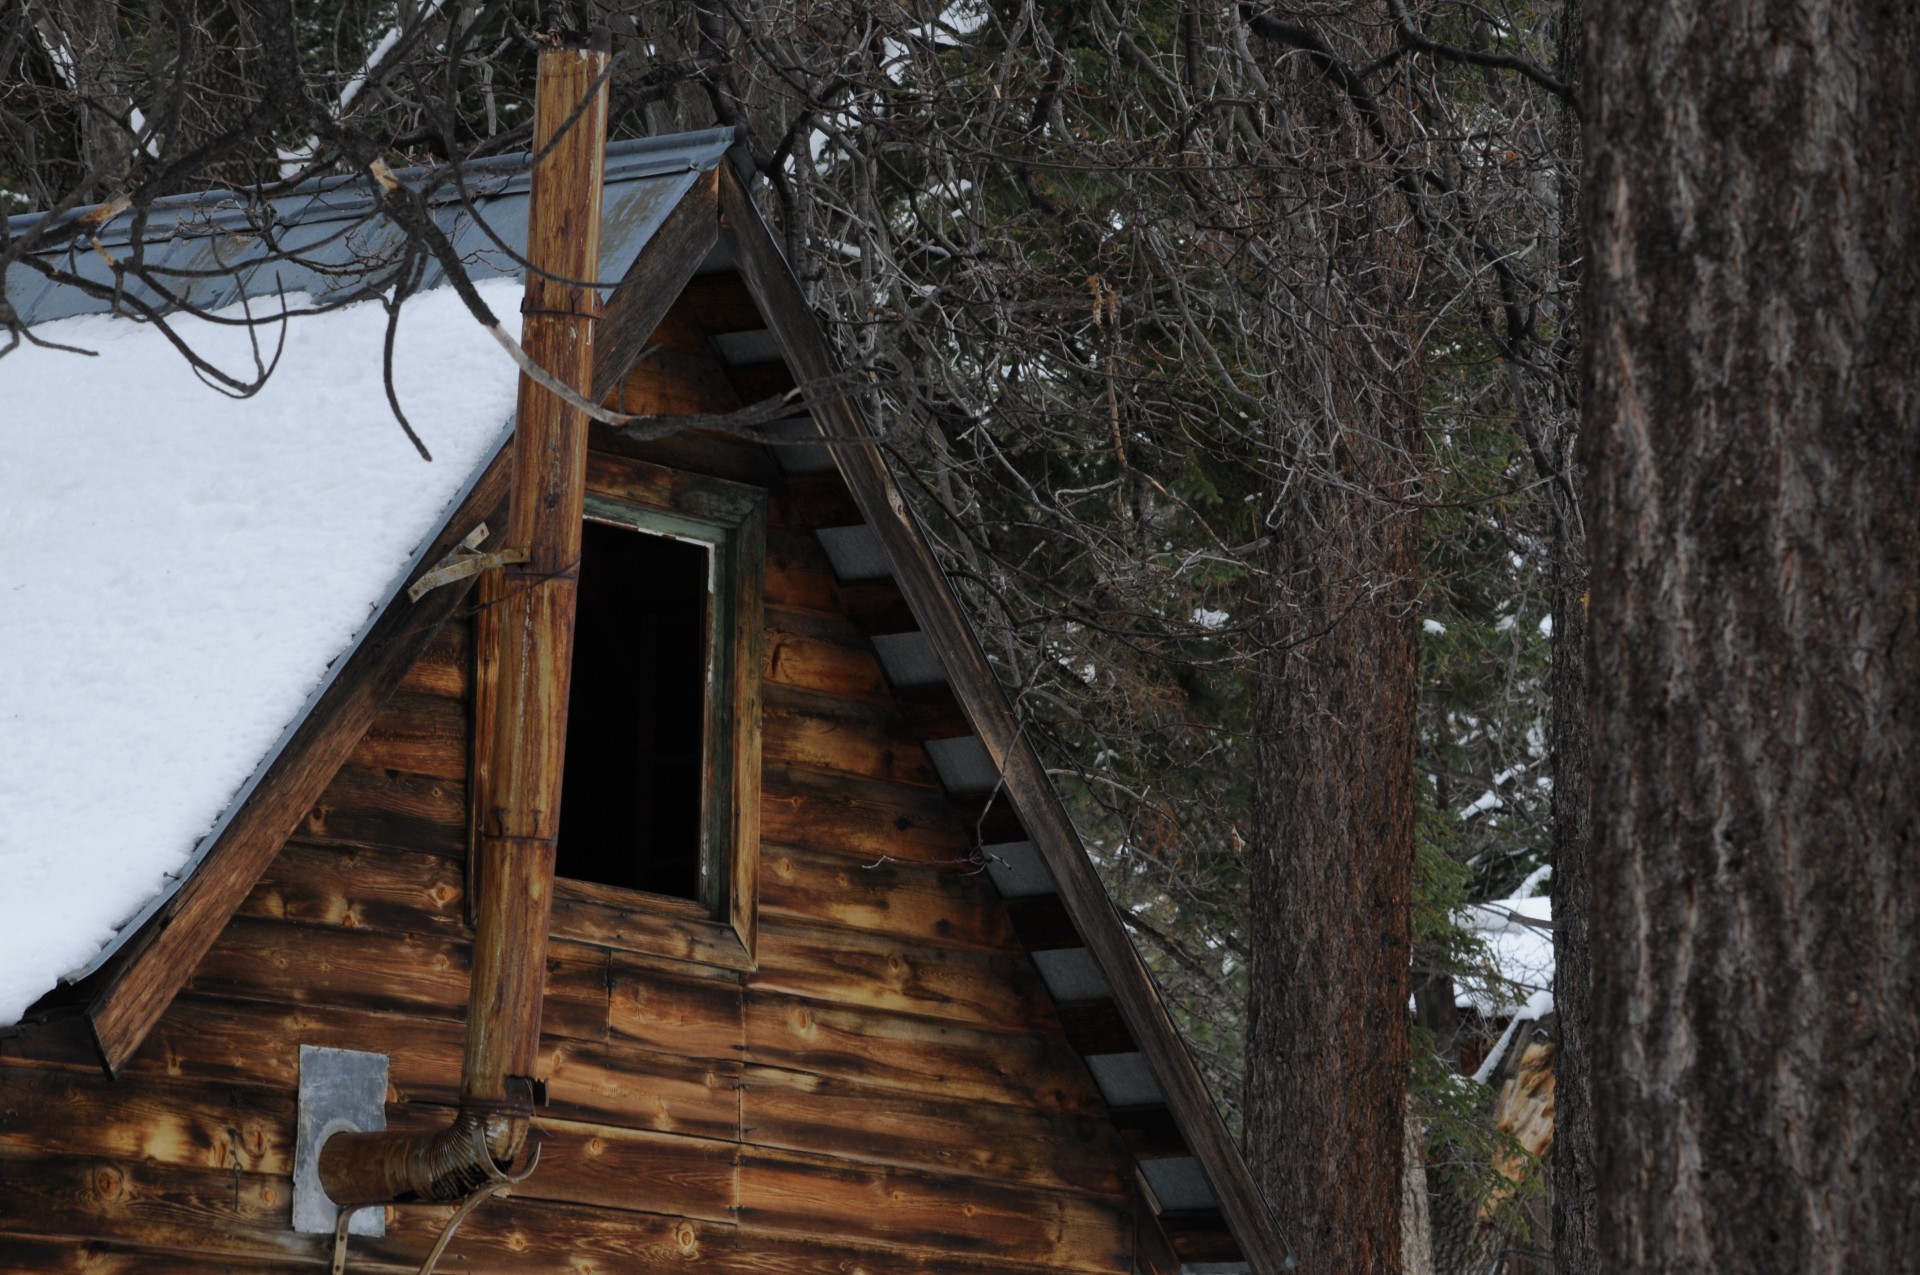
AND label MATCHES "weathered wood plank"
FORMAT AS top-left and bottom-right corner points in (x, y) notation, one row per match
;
(759, 842), (1020, 955)
(522, 1120), (738, 1223)
(184, 917), (609, 1044)
(837, 578), (921, 637)
(239, 841), (466, 936)
(739, 1065), (1127, 1196)
(893, 683), (976, 742)
(96, 996), (740, 1137)
(0, 1153), (319, 1260)
(344, 691), (468, 780)
(296, 763), (466, 856)
(764, 609), (890, 700)
(591, 167), (720, 403)
(551, 881), (753, 970)
(0, 1205), (1138, 1275)
(677, 273), (764, 335)
(1161, 1210), (1240, 1263)
(608, 349), (743, 417)
(748, 919), (1054, 1036)
(353, 1106), (741, 1225)
(587, 422), (781, 488)
(741, 993), (1103, 1116)
(0, 1068), (294, 1175)
(761, 685), (939, 789)
(586, 448), (769, 522)
(0, 1154), (730, 1271)
(396, 620), (469, 699)
(736, 1146), (1132, 1271)
(0, 1235), (353, 1275)
(763, 531), (848, 617)
(717, 1228), (1135, 1275)
(768, 473), (863, 534)
(1135, 1194), (1183, 1275)
(84, 446), (511, 1074)
(760, 766), (977, 865)
(0, 1016), (99, 1075)
(603, 951), (744, 1060)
